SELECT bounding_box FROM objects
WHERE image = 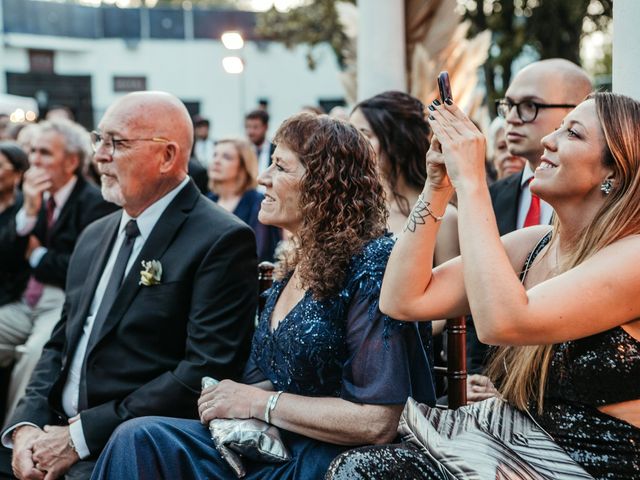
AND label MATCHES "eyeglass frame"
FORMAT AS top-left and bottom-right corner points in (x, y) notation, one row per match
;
(90, 130), (170, 155)
(494, 99), (576, 123)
